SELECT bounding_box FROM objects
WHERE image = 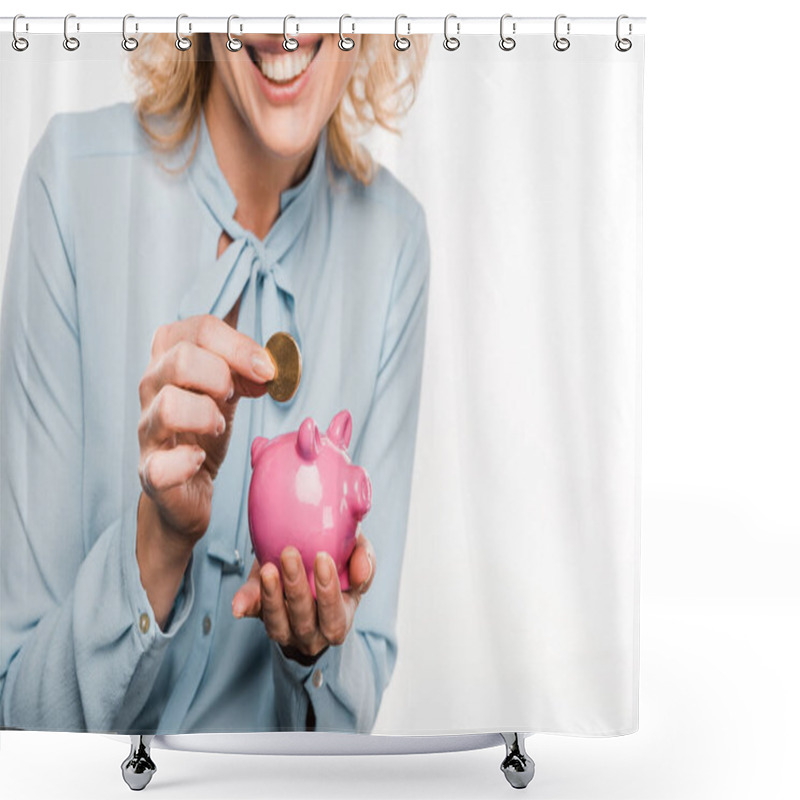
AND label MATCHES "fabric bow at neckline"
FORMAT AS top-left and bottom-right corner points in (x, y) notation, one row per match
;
(177, 110), (330, 357)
